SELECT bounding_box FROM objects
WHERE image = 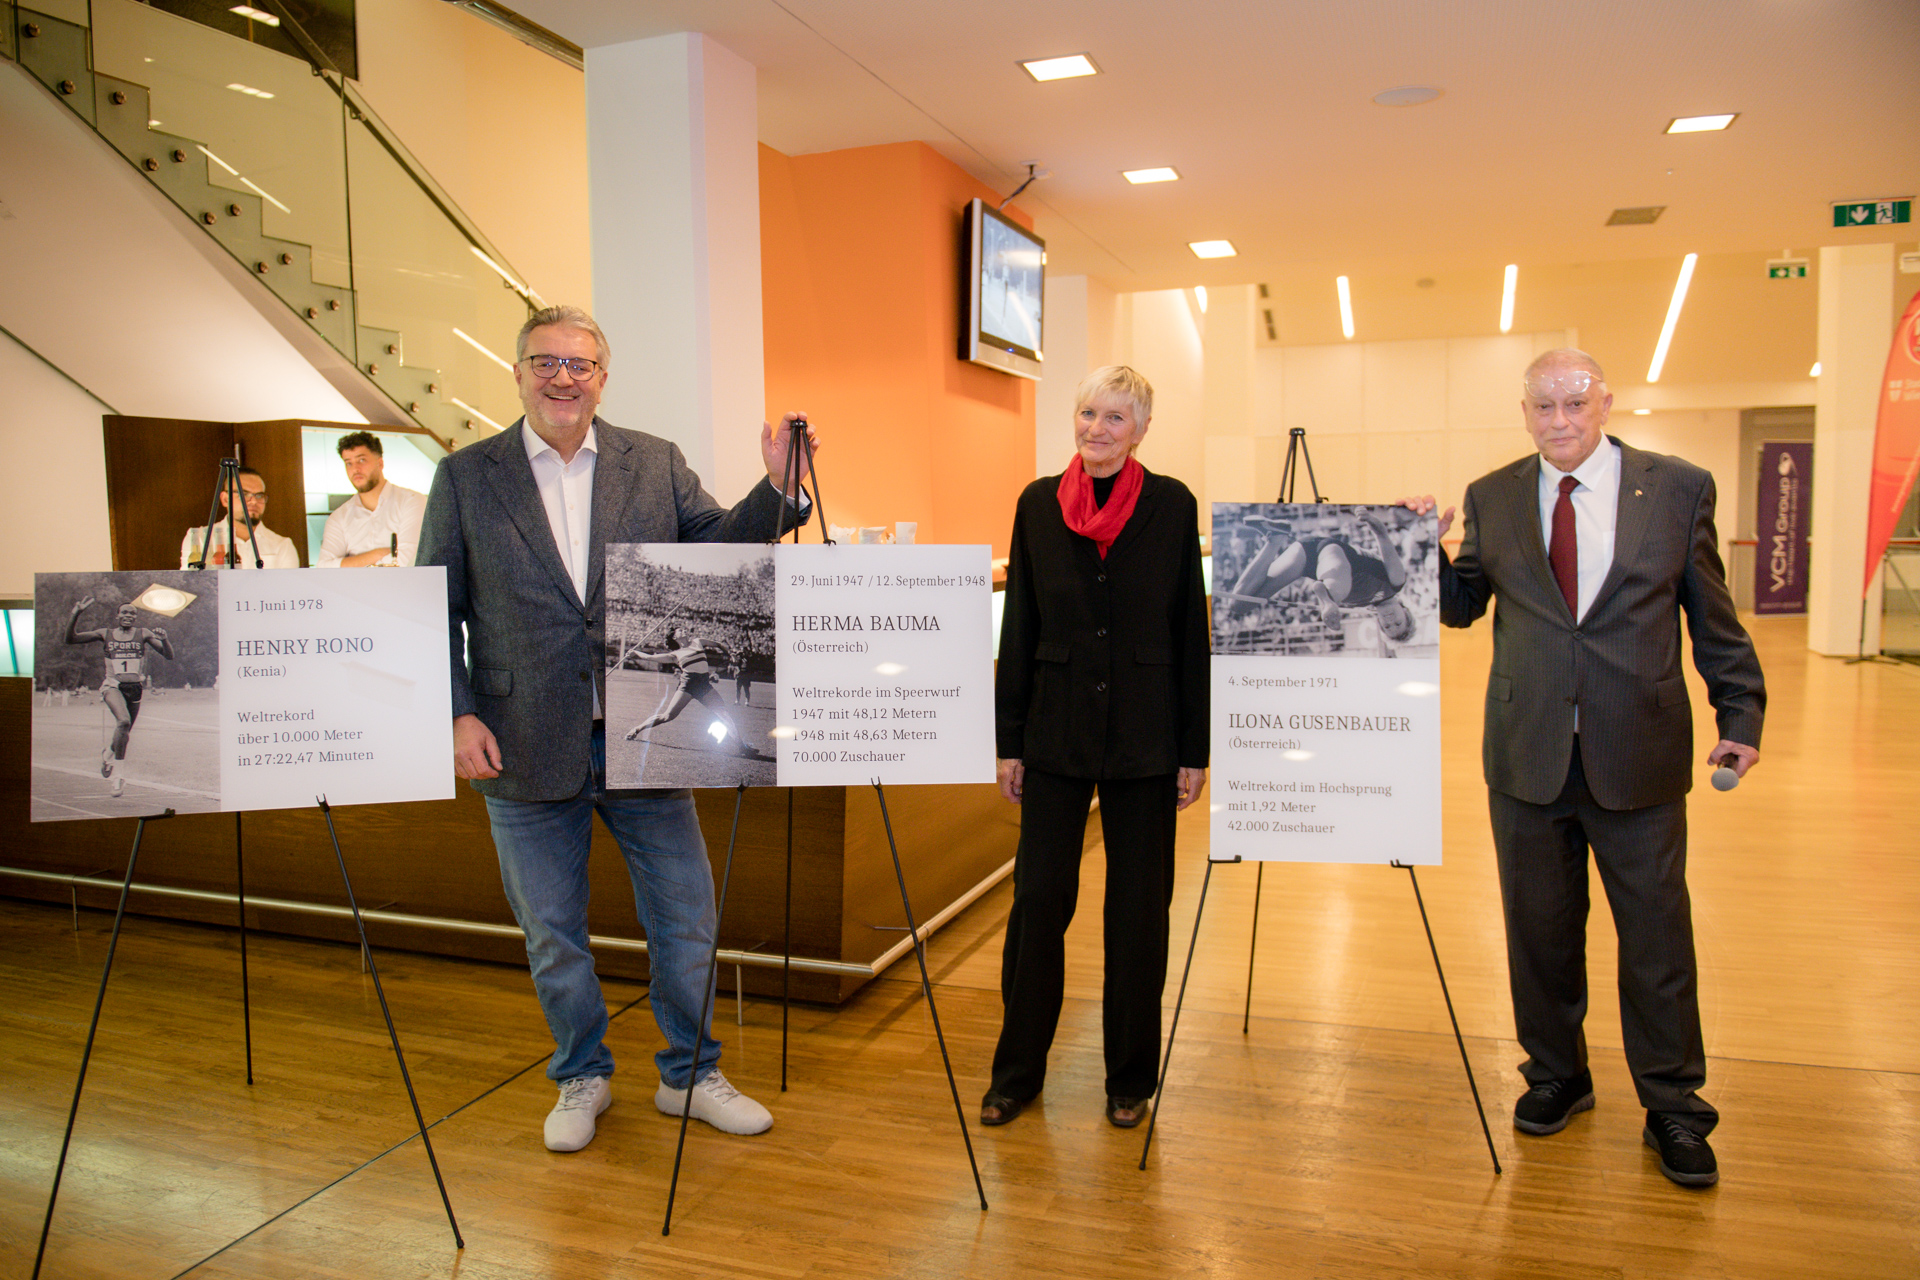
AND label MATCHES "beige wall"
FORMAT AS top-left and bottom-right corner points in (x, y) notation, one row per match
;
(353, 0), (591, 316)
